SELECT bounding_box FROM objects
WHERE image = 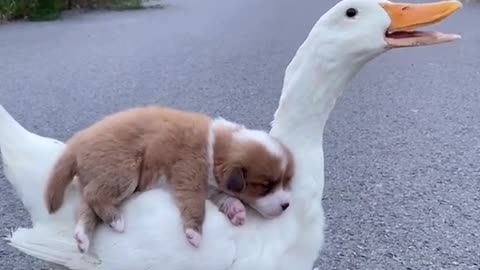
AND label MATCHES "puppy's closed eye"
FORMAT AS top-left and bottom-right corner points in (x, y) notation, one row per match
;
(225, 167), (246, 193)
(252, 180), (277, 196)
